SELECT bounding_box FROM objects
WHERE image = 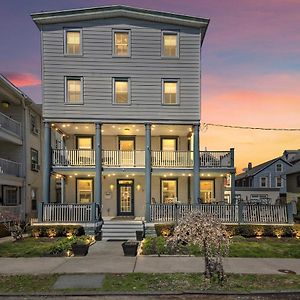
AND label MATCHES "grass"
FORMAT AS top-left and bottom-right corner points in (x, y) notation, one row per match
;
(0, 273), (299, 293)
(0, 237), (69, 257)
